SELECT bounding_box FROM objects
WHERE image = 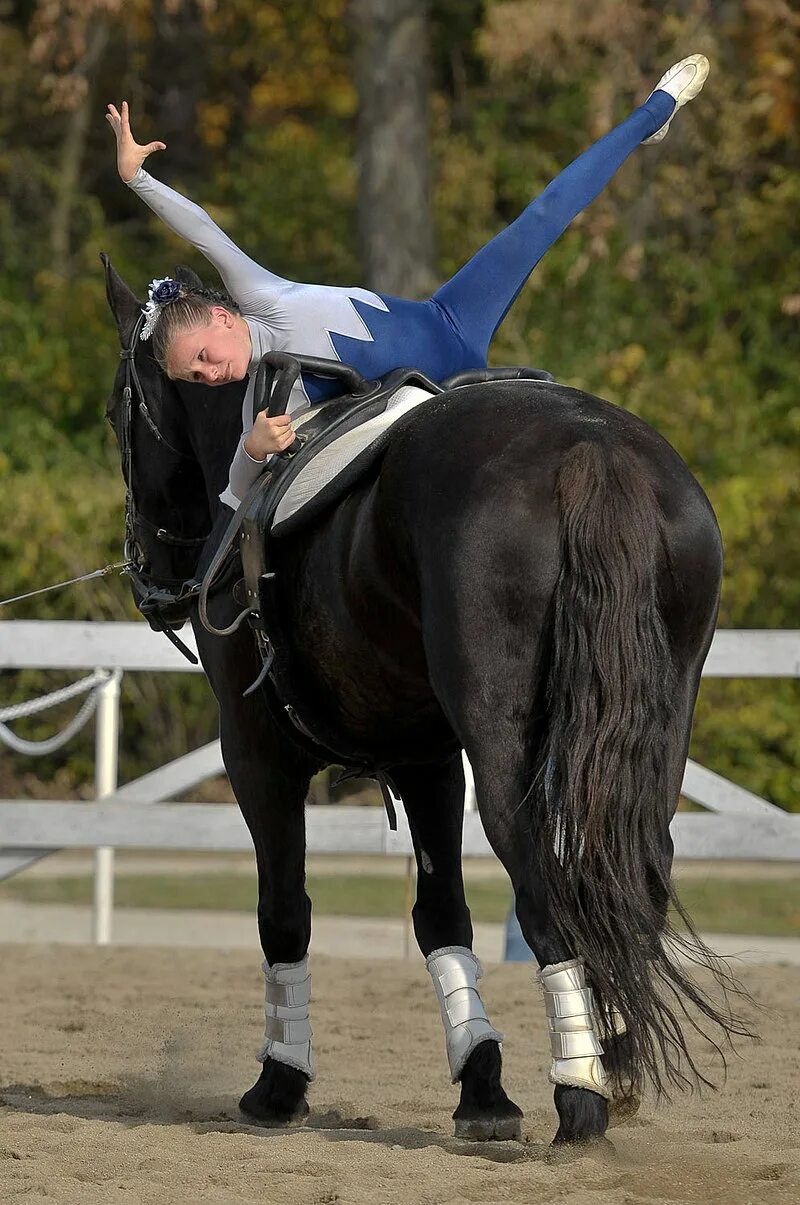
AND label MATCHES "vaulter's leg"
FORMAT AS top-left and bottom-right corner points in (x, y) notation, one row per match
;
(191, 604), (320, 1124)
(387, 755), (523, 1140)
(431, 57), (707, 357)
